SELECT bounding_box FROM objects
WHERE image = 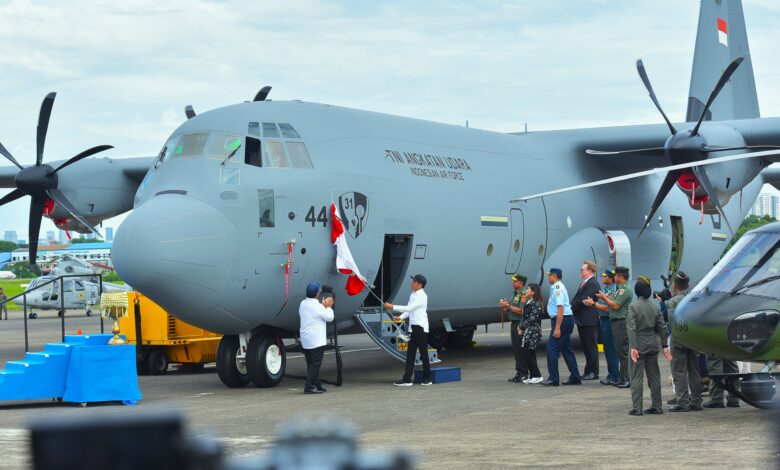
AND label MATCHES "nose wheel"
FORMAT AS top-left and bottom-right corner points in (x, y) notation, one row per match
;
(712, 372), (779, 410)
(246, 332), (286, 388)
